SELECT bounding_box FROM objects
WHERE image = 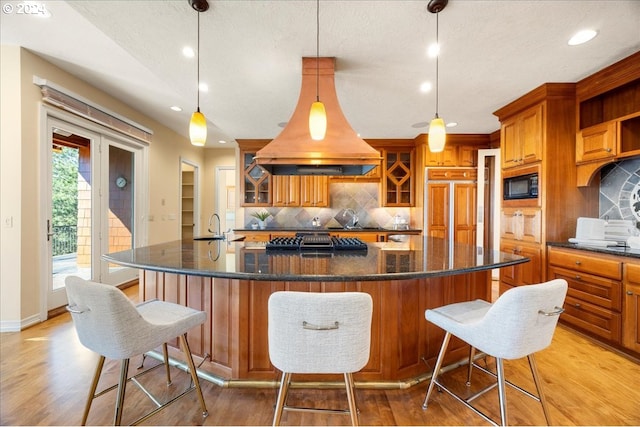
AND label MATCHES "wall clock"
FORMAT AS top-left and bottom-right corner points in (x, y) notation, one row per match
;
(116, 176), (127, 189)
